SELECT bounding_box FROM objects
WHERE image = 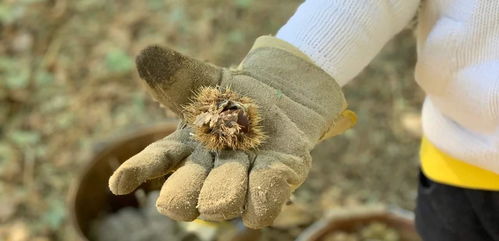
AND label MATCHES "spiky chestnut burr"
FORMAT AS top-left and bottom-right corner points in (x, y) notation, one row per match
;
(183, 86), (266, 151)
